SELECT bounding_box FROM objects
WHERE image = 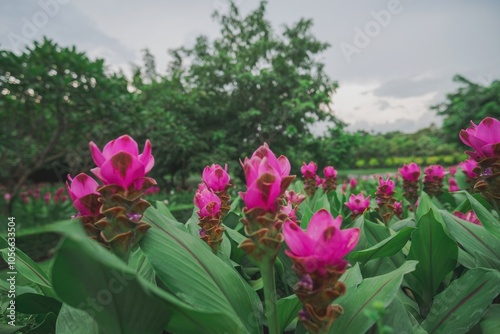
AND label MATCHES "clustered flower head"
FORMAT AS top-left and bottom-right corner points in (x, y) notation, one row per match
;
(453, 210), (481, 226)
(322, 166), (338, 192)
(399, 163), (421, 182)
(202, 164), (230, 192)
(301, 161), (319, 197)
(345, 193), (370, 218)
(375, 177), (397, 224)
(301, 161), (318, 178)
(460, 117), (500, 208)
(283, 209), (359, 333)
(194, 188), (221, 218)
(66, 173), (101, 218)
(423, 165), (445, 197)
(460, 158), (479, 180)
(398, 162), (421, 208)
